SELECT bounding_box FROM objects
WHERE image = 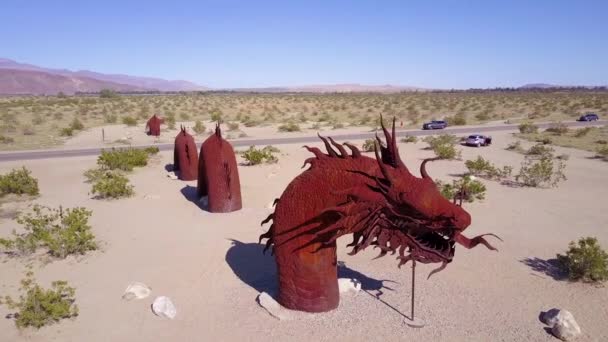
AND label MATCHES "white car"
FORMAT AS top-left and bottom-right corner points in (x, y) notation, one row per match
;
(465, 134), (492, 147)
